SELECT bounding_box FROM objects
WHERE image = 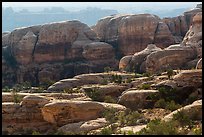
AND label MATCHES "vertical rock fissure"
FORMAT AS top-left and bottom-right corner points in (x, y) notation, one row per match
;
(152, 22), (160, 44)
(31, 34), (39, 62)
